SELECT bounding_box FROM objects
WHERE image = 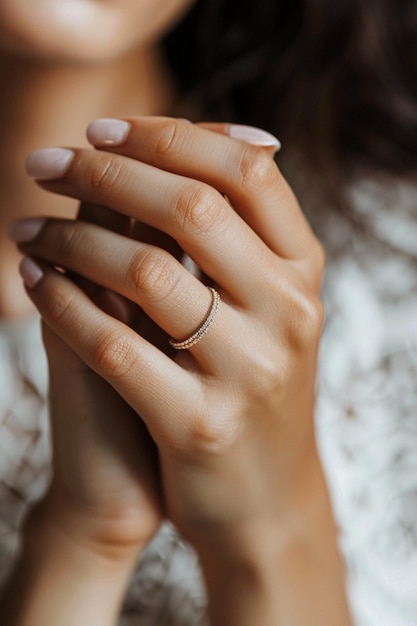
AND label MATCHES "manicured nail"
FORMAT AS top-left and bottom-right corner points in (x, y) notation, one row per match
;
(8, 218), (45, 243)
(19, 257), (44, 288)
(227, 124), (281, 152)
(87, 118), (131, 146)
(25, 148), (74, 180)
